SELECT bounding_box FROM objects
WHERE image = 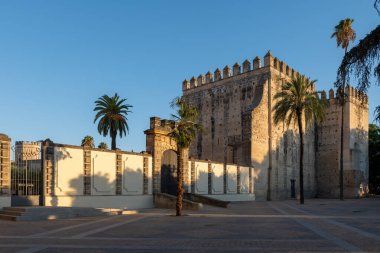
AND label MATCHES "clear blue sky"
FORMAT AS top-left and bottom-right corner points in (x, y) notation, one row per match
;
(0, 0), (379, 152)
